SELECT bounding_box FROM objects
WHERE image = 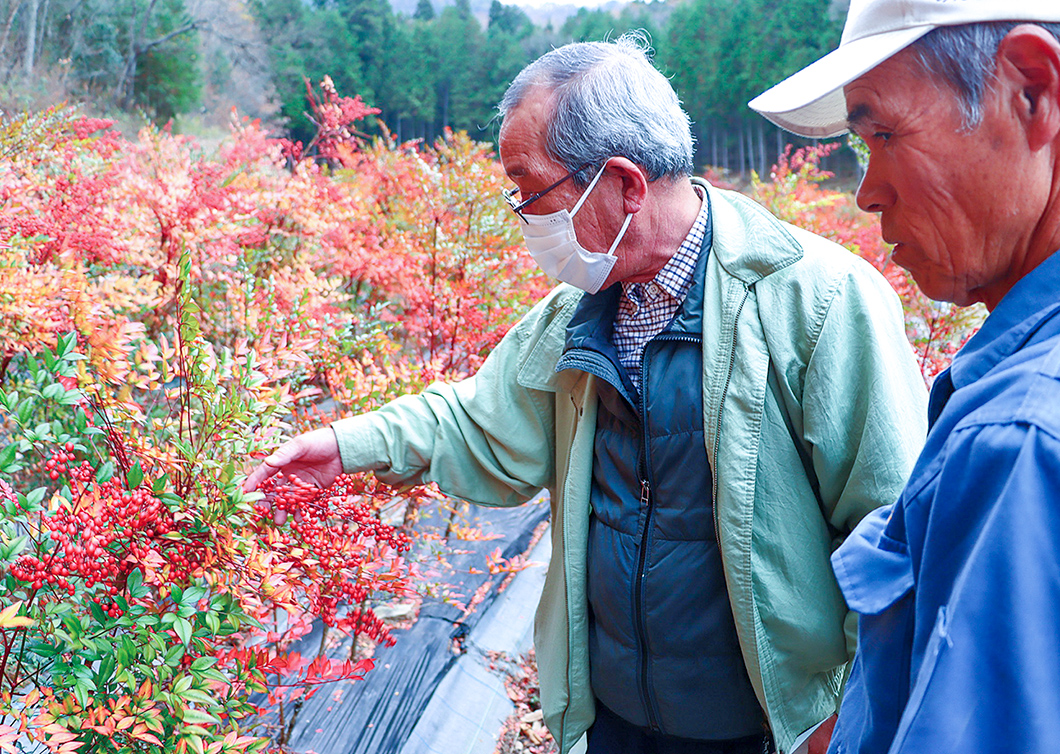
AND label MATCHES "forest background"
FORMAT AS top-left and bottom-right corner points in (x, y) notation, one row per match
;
(0, 0), (852, 178)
